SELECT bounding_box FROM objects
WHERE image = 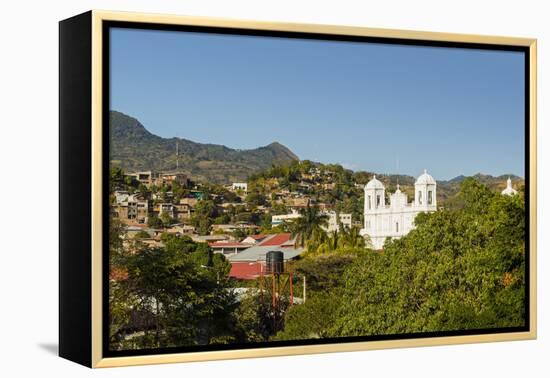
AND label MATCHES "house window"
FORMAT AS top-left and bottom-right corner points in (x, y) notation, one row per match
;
(376, 195), (381, 207)
(396, 222), (399, 233)
(368, 195), (371, 210)
(428, 190), (433, 205)
(418, 191), (423, 205)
